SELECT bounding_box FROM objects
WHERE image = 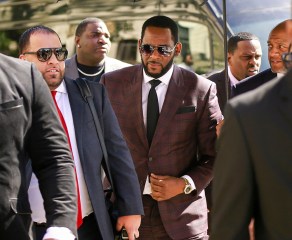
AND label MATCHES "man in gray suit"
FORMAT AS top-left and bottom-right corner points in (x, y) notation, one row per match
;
(0, 53), (77, 240)
(19, 25), (143, 240)
(65, 17), (131, 82)
(210, 21), (292, 240)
